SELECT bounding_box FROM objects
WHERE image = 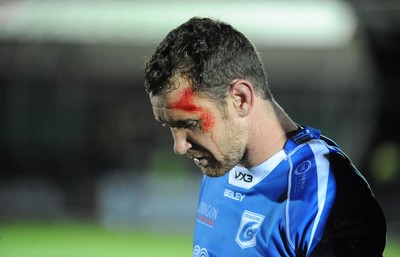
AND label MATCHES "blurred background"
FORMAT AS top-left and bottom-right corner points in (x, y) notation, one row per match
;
(0, 0), (399, 256)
